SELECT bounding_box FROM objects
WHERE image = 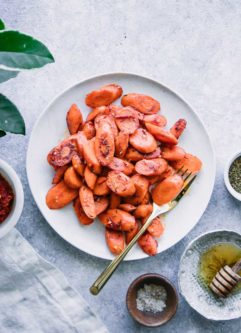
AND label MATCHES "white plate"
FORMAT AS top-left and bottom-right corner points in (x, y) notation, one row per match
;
(27, 73), (215, 260)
